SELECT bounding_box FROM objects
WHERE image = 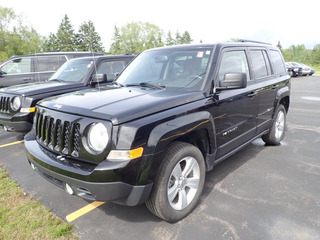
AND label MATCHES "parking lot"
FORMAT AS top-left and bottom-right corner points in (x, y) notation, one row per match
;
(1, 76), (320, 240)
